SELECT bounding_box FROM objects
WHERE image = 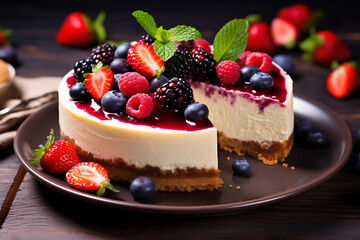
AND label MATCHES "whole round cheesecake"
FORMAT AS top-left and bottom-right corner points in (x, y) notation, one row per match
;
(59, 71), (220, 192)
